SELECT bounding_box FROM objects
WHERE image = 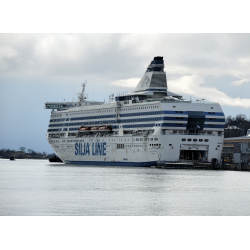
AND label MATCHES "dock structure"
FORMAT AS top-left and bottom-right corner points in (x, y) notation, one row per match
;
(154, 161), (250, 171)
(155, 161), (211, 170)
